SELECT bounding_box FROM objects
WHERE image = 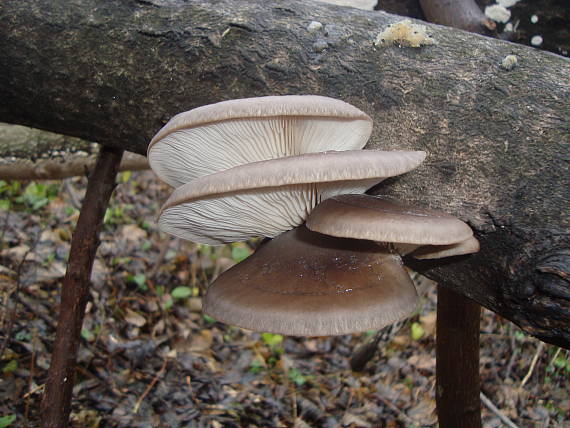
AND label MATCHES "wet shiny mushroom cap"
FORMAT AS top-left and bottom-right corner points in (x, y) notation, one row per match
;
(203, 225), (419, 336)
(148, 95), (373, 187)
(158, 150), (426, 245)
(307, 194), (474, 245)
